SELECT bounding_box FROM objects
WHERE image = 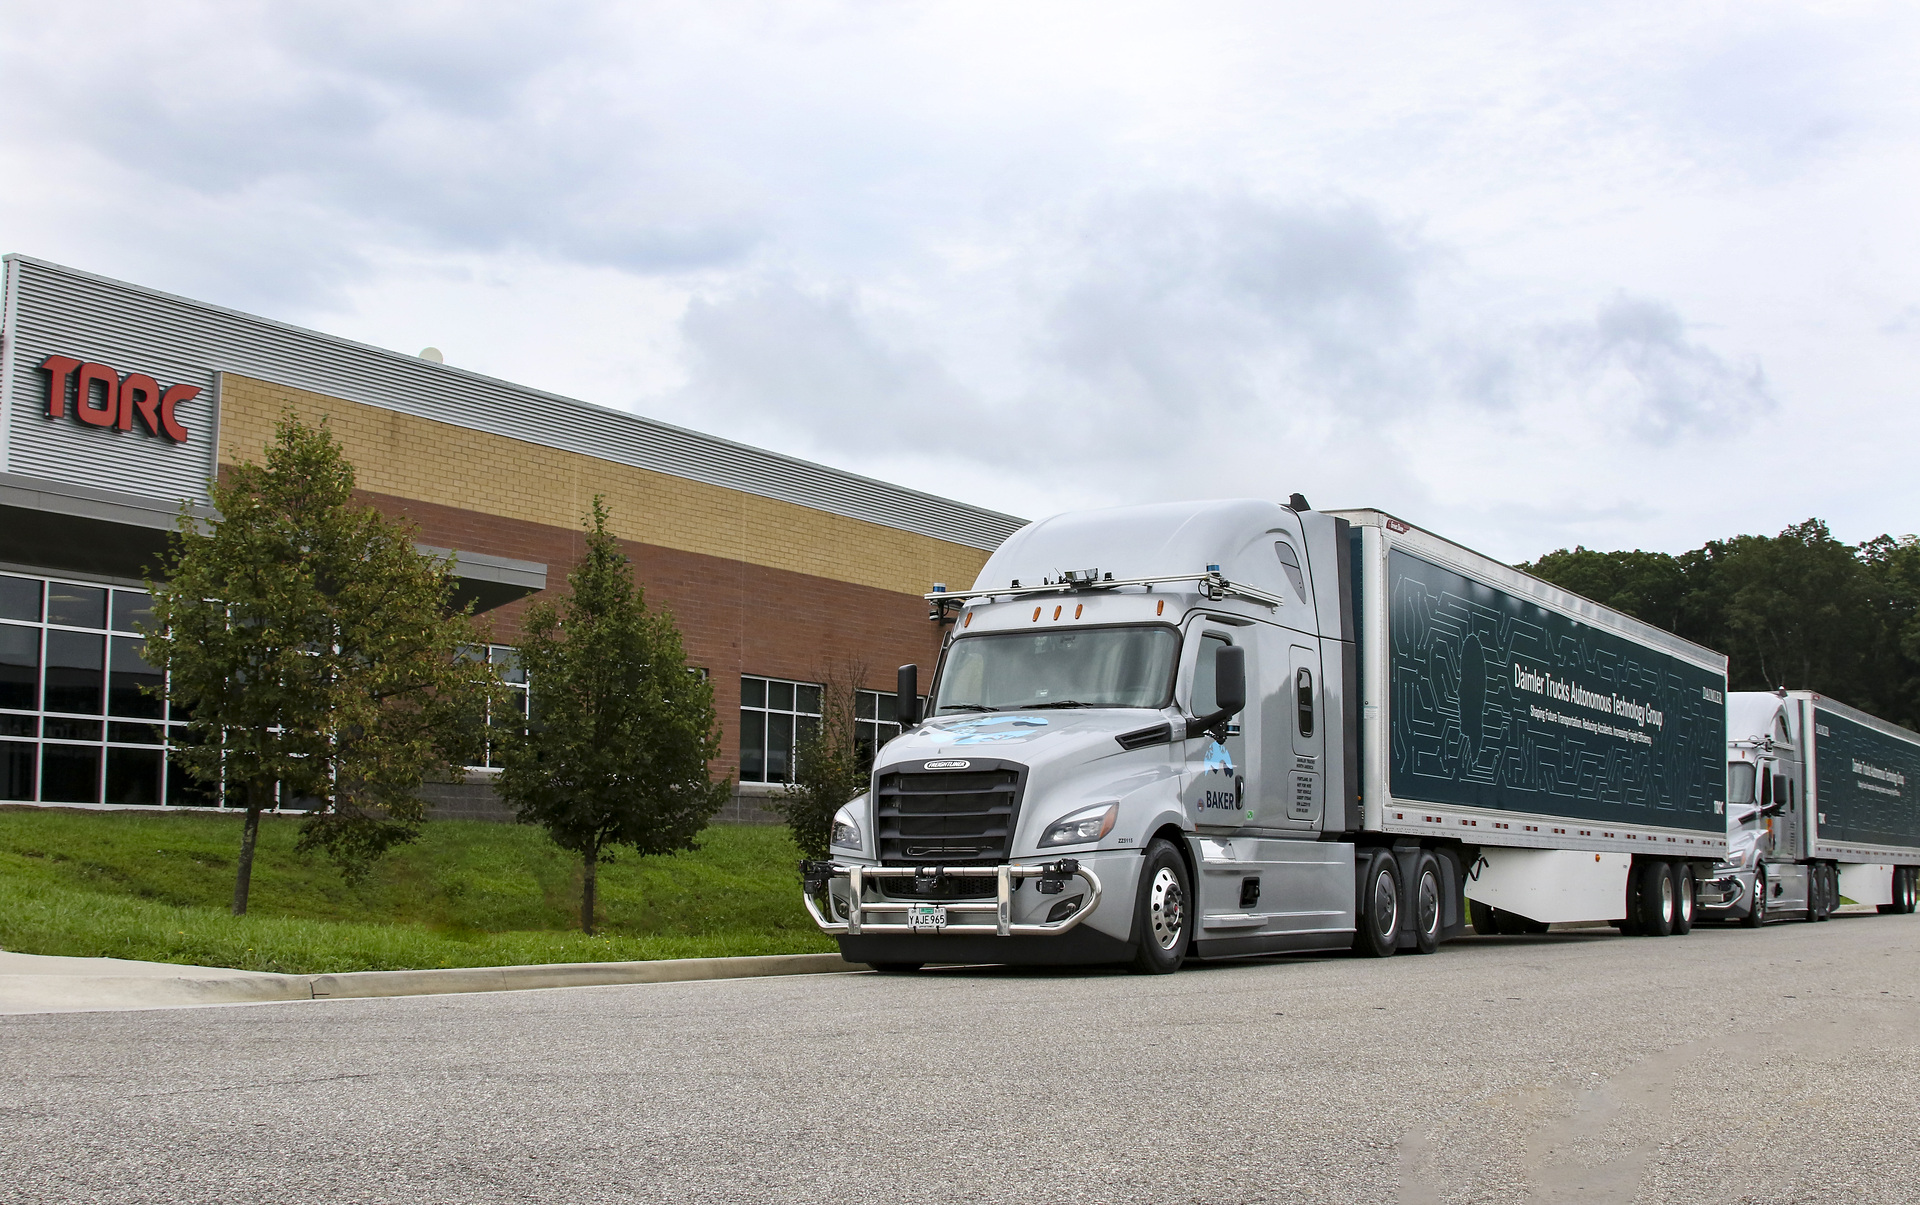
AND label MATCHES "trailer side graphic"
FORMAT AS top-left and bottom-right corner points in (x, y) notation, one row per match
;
(1812, 705), (1920, 850)
(1387, 549), (1724, 832)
